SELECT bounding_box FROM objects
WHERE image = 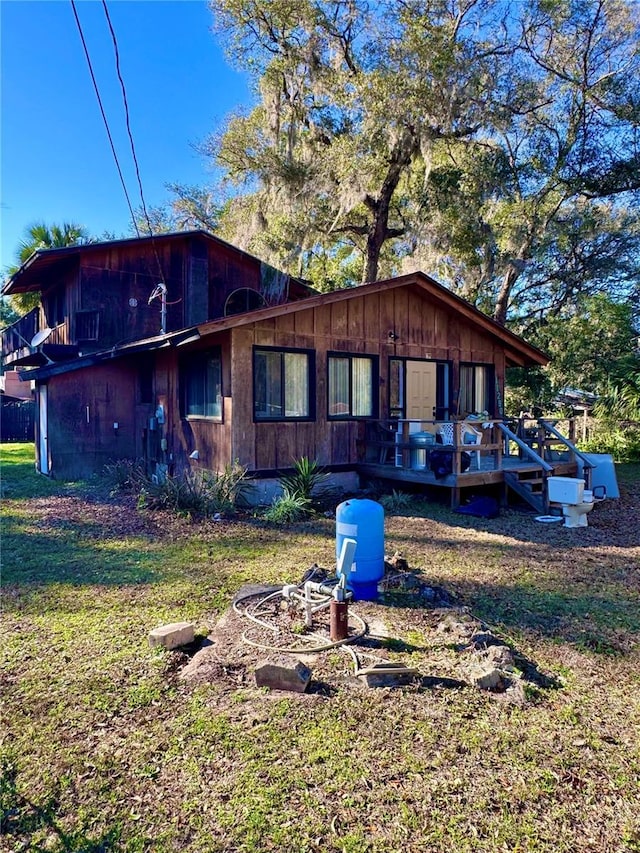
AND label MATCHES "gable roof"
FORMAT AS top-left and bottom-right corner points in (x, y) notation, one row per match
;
(2, 229), (317, 296)
(21, 269), (547, 382)
(194, 271), (548, 367)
